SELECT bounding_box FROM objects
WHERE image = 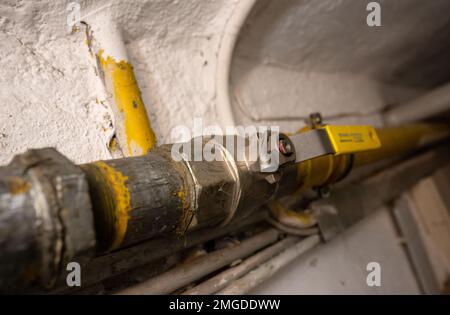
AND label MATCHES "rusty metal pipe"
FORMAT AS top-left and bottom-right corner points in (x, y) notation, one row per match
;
(0, 123), (448, 292)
